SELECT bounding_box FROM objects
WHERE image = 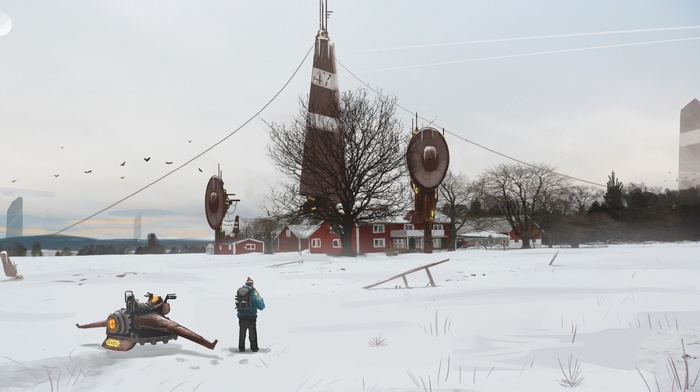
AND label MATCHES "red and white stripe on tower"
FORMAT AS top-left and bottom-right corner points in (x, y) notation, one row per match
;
(299, 0), (346, 204)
